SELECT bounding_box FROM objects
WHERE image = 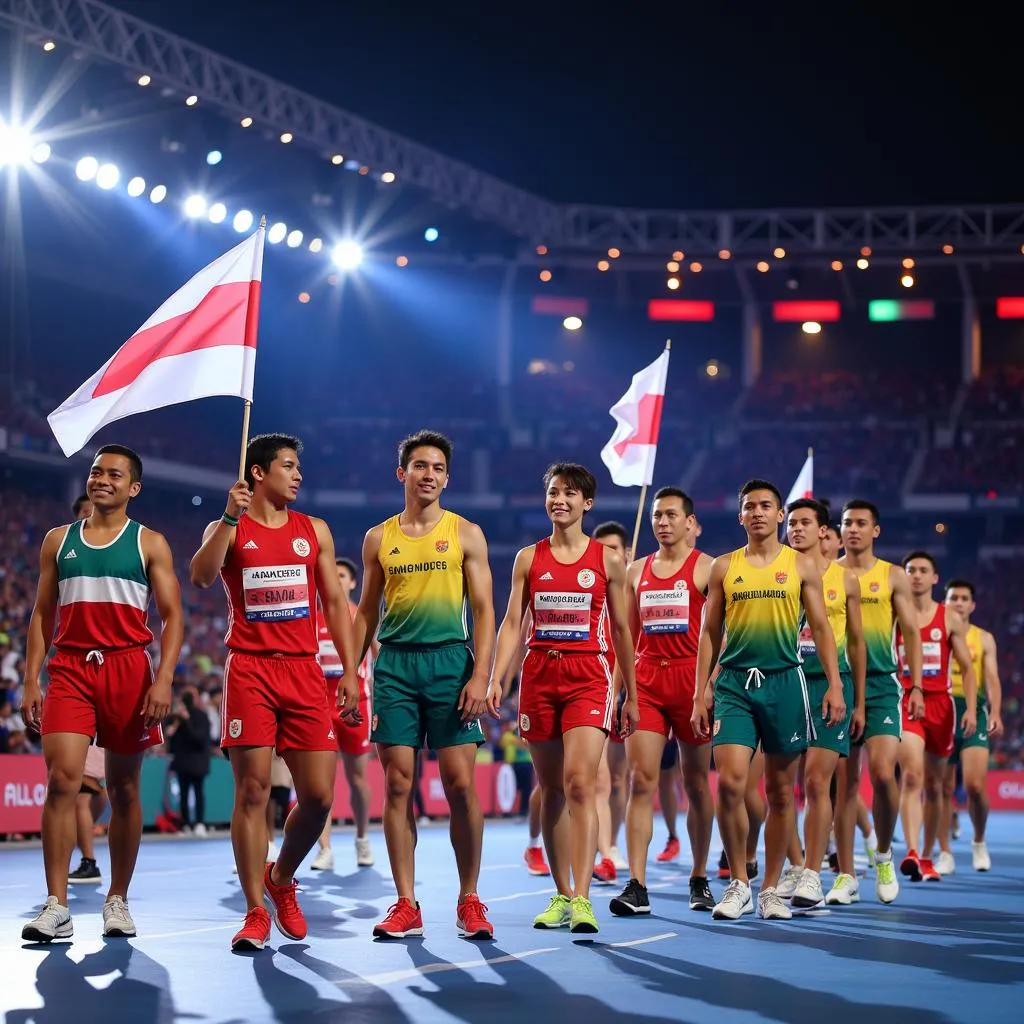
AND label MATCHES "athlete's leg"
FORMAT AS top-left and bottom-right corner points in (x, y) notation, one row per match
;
(229, 746), (274, 910)
(801, 747), (840, 877)
(938, 761), (957, 855)
(529, 740), (570, 895)
(856, 792), (873, 838)
(376, 744), (419, 901)
(342, 752), (371, 840)
(595, 746), (614, 861)
(75, 785), (98, 862)
(561, 726), (608, 899)
(623, 729), (667, 886)
(275, 749), (335, 885)
(762, 753), (800, 890)
(103, 751), (146, 900)
(679, 740), (714, 879)
(715, 745), (753, 883)
(898, 732), (926, 855)
(834, 752), (859, 875)
(528, 780), (543, 842)
(865, 734), (900, 856)
(437, 742), (485, 899)
(40, 733), (91, 905)
(659, 763), (680, 843)
(922, 751), (947, 858)
(606, 740), (629, 850)
(745, 747), (767, 866)
(961, 747), (990, 843)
